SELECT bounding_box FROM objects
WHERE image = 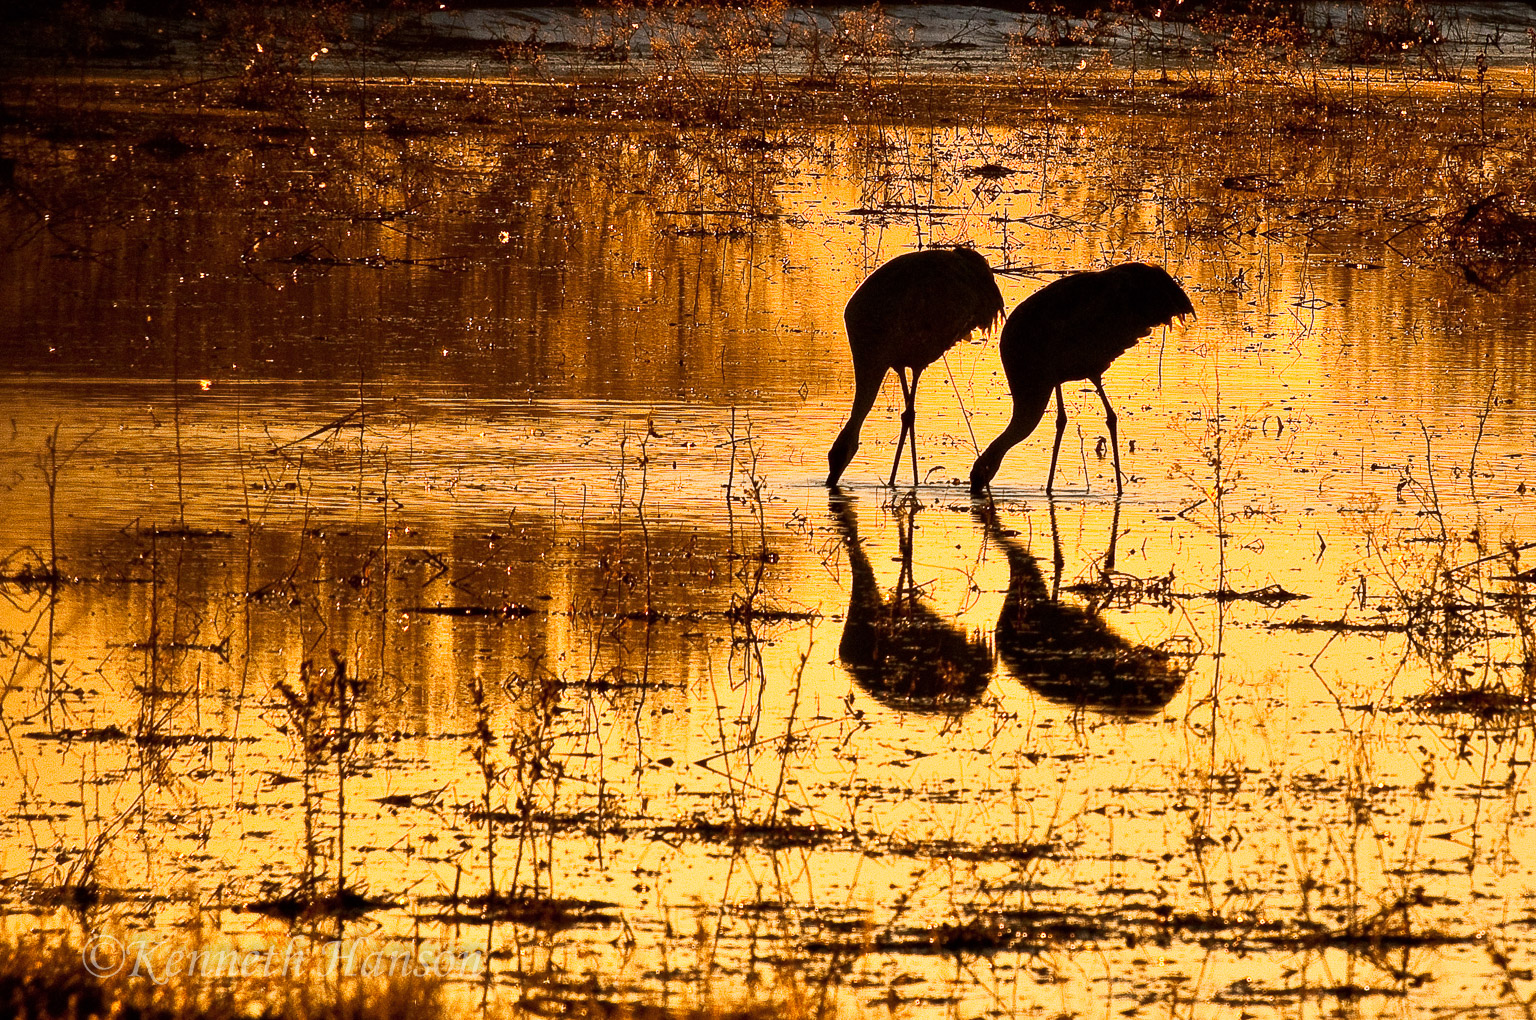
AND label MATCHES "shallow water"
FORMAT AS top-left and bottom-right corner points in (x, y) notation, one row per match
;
(4, 72), (1536, 1017)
